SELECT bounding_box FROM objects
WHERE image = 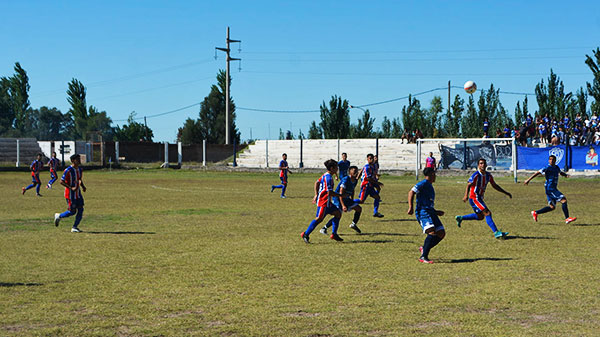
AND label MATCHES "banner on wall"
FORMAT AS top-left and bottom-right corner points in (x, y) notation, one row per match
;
(440, 143), (512, 169)
(570, 145), (599, 170)
(516, 145), (567, 170)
